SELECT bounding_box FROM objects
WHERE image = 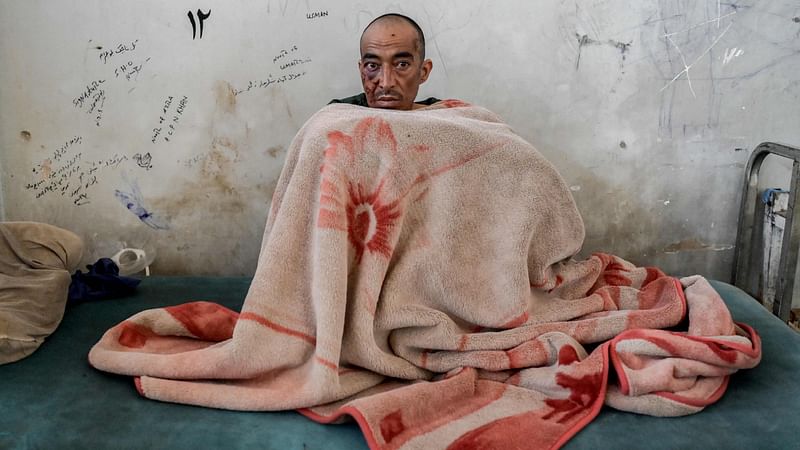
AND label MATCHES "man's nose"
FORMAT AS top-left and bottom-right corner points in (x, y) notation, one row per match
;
(378, 65), (395, 88)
